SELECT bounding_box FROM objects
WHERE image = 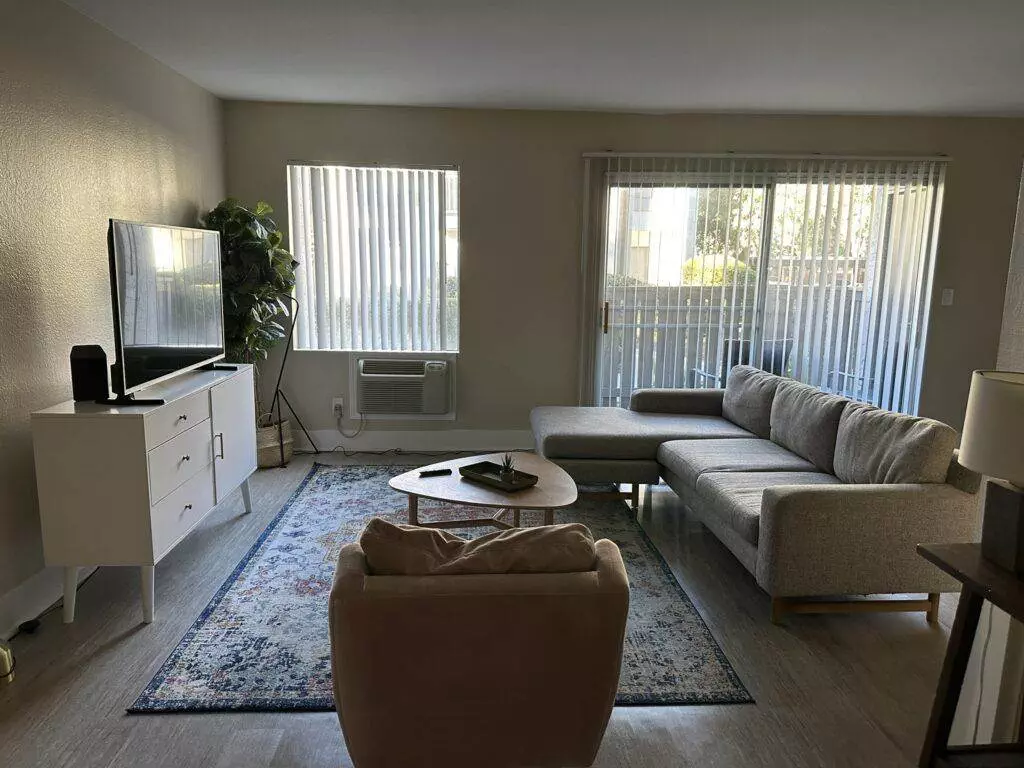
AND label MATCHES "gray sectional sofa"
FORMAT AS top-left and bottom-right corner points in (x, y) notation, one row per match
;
(530, 366), (982, 622)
